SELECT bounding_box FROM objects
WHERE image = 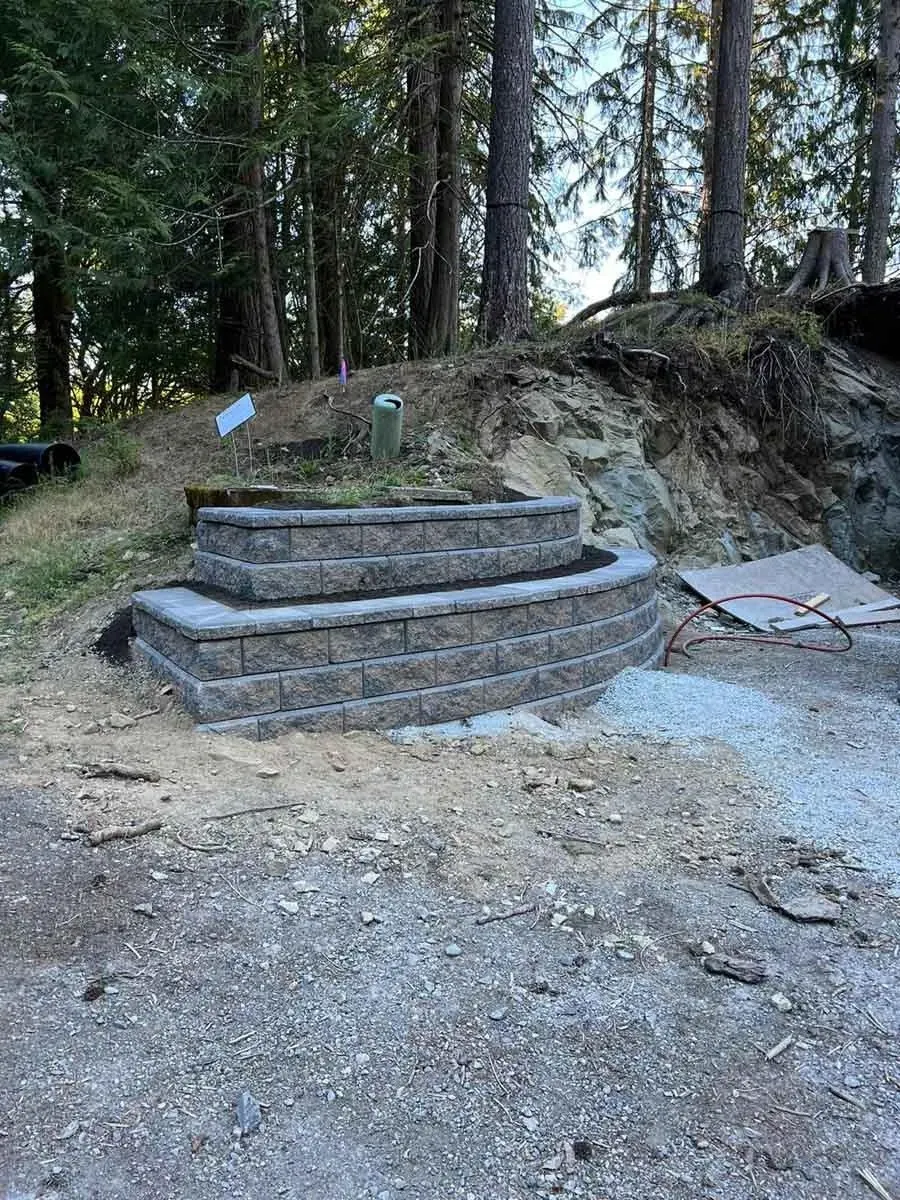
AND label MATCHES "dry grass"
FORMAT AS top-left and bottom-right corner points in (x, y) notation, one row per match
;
(0, 356), (510, 633)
